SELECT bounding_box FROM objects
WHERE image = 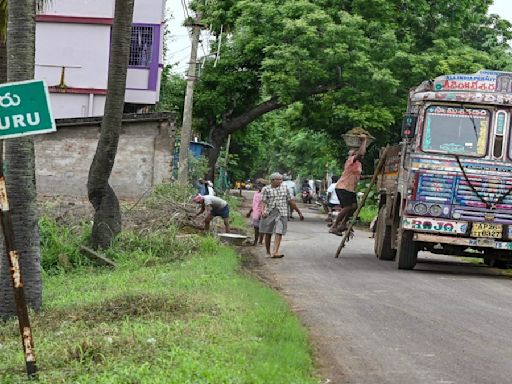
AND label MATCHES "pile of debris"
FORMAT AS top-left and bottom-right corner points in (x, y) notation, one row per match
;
(38, 194), (206, 233)
(122, 201), (204, 233)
